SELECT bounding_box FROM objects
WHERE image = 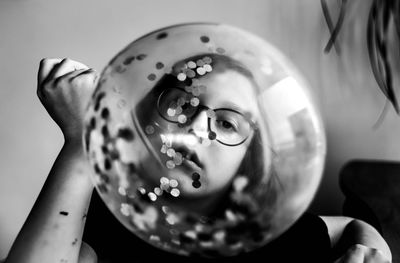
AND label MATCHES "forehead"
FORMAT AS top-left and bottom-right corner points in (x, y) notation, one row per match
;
(199, 70), (260, 118)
